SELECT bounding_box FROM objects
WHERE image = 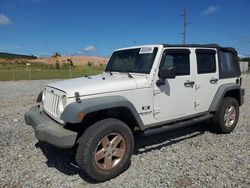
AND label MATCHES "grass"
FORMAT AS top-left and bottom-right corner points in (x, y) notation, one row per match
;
(0, 62), (105, 81)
